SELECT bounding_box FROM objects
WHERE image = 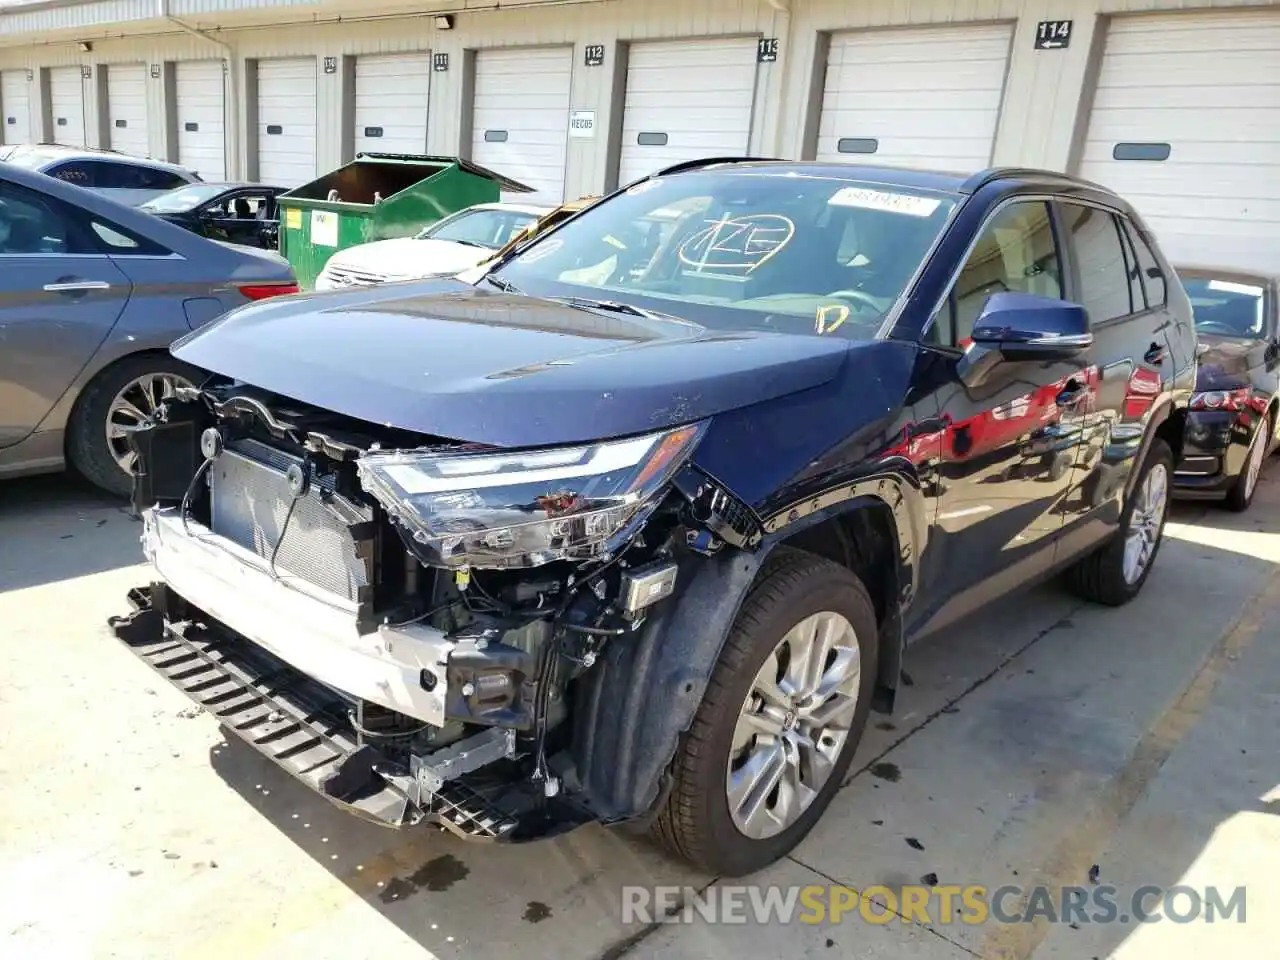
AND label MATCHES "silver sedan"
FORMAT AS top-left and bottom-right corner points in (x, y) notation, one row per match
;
(0, 159), (298, 495)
